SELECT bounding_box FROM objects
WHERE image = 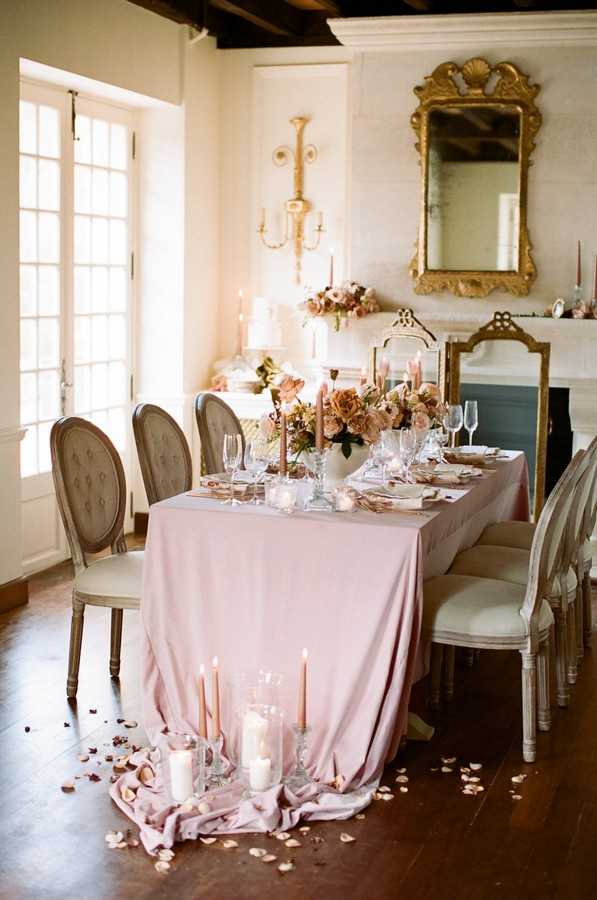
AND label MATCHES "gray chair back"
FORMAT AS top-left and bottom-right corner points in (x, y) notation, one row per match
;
(133, 403), (192, 505)
(51, 417), (127, 574)
(194, 392), (245, 475)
